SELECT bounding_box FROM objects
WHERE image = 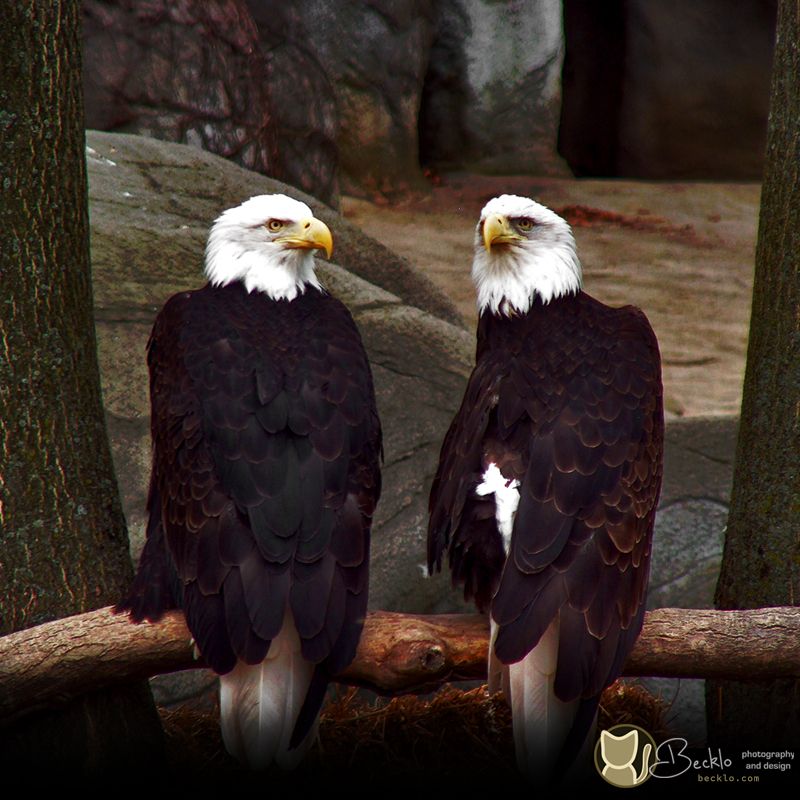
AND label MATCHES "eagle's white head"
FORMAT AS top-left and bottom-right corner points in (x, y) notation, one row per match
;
(472, 194), (582, 316)
(204, 194), (333, 302)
